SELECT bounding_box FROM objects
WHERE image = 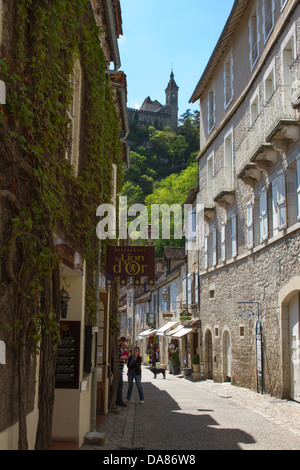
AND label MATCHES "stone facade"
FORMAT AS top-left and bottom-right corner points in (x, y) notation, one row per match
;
(190, 0), (300, 399)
